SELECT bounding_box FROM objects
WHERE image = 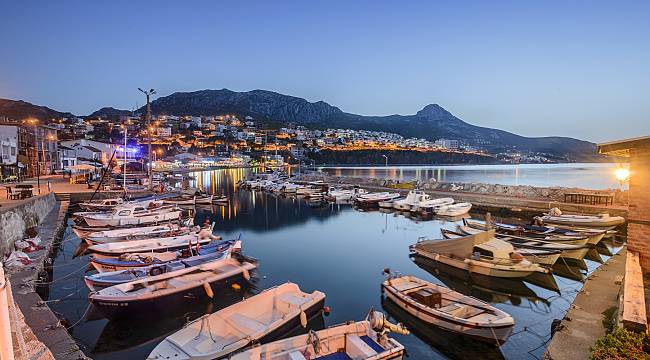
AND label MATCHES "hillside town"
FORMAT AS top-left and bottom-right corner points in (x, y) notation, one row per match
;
(0, 112), (564, 180)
